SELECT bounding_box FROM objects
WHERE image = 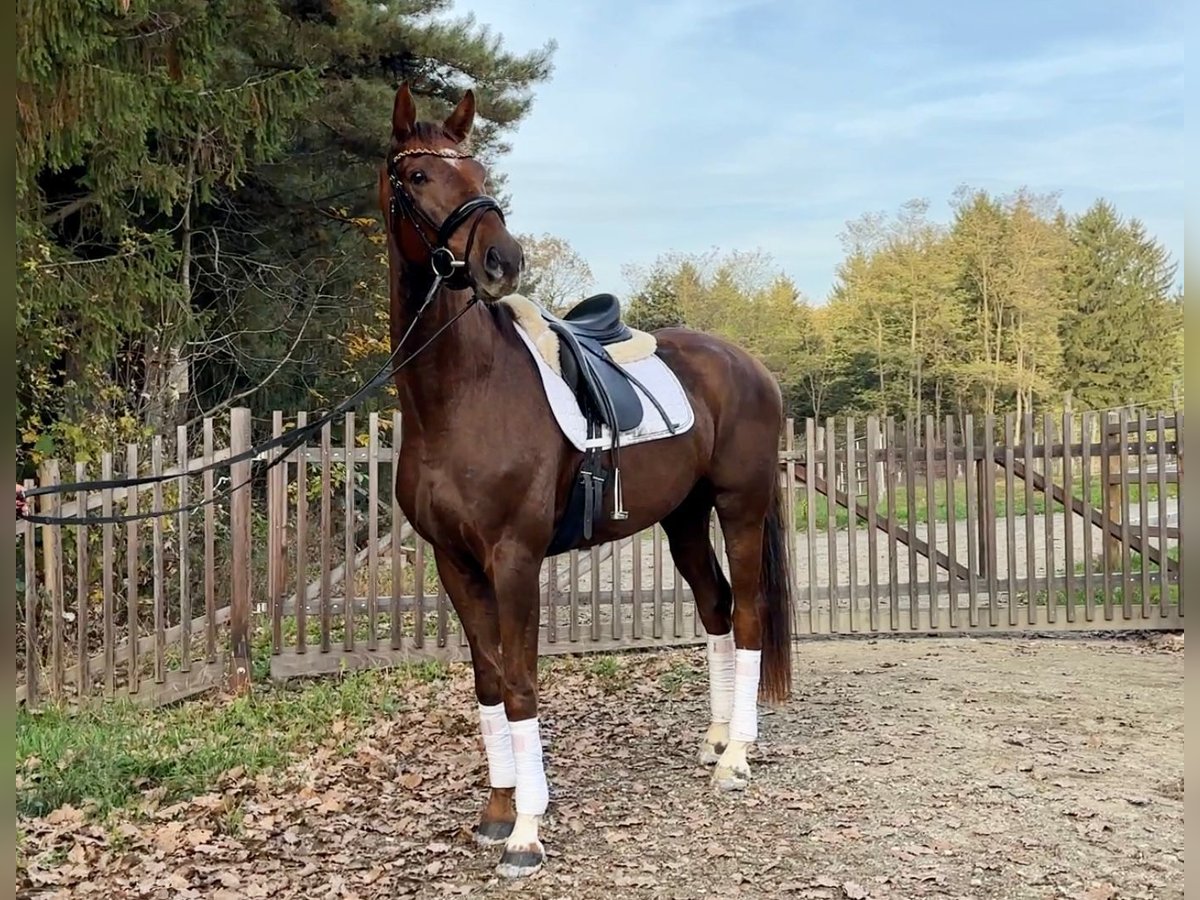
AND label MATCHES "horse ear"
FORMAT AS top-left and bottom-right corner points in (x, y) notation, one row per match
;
(443, 89), (475, 143)
(392, 83), (417, 138)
